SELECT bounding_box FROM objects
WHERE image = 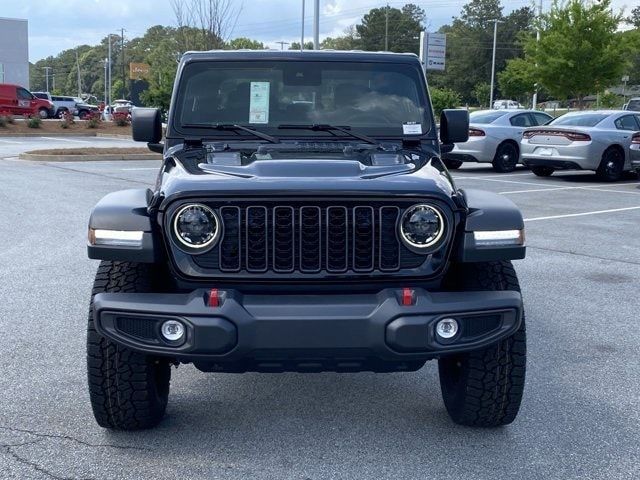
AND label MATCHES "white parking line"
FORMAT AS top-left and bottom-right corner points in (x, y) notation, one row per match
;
(500, 182), (640, 195)
(524, 206), (640, 222)
(500, 186), (581, 195)
(453, 172), (533, 179)
(454, 177), (551, 187)
(0, 139), (20, 144)
(40, 136), (91, 143)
